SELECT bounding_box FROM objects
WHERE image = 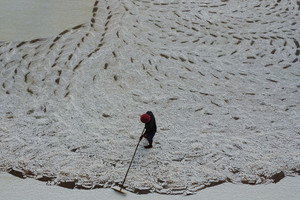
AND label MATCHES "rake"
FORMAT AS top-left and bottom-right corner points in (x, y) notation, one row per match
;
(112, 127), (145, 194)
